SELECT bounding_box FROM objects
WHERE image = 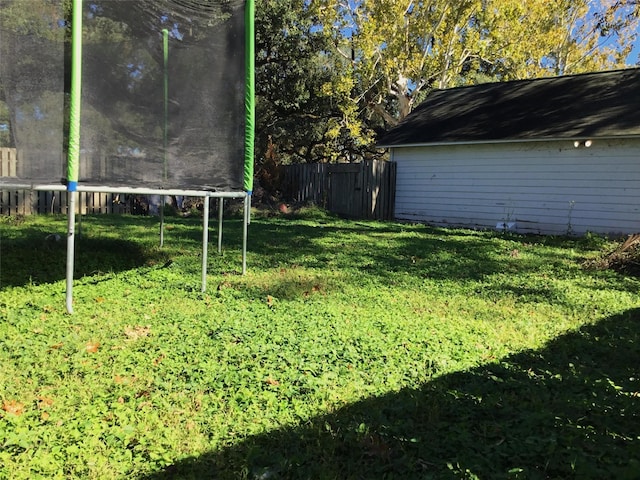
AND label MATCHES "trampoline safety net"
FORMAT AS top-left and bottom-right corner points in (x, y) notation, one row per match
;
(1, 0), (250, 192)
(0, 0), (66, 185)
